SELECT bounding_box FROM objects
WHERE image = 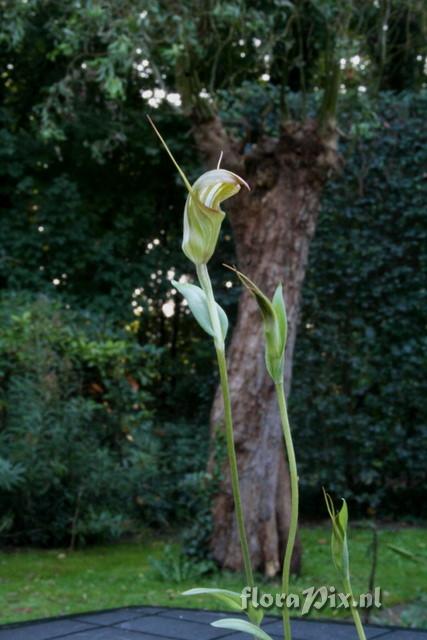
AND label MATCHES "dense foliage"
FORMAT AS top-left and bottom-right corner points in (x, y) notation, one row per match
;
(1, 93), (425, 547)
(0, 293), (212, 545)
(0, 292), (154, 544)
(291, 92), (427, 517)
